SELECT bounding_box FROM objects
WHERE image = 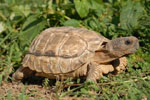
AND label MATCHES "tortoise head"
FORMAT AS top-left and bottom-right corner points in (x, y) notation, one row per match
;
(106, 36), (139, 56)
(93, 36), (139, 64)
